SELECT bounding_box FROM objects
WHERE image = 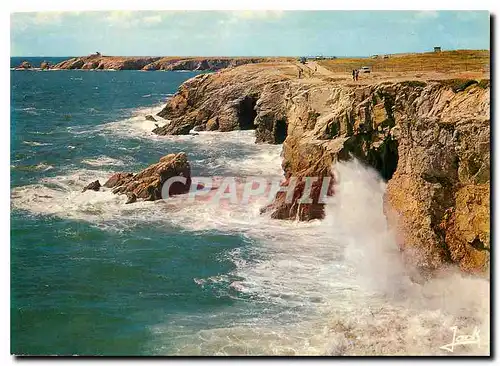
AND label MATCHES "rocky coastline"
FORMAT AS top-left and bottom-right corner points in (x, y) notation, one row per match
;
(13, 55), (290, 71)
(149, 61), (490, 274)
